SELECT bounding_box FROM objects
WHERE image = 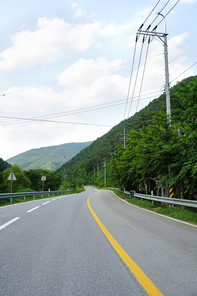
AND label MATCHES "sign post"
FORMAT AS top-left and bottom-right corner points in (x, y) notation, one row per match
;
(7, 171), (17, 193)
(41, 176), (46, 191)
